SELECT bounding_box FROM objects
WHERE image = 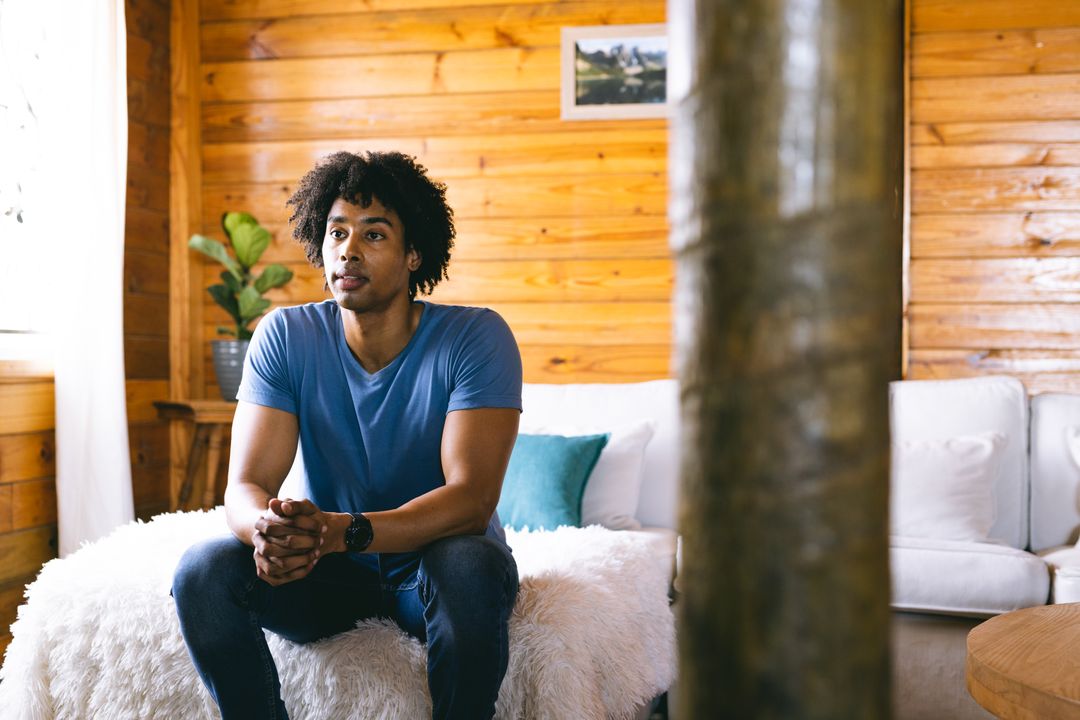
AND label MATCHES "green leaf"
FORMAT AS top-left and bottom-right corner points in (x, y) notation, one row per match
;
(189, 235), (242, 280)
(254, 264), (294, 293)
(237, 326), (255, 341)
(237, 286), (271, 322)
(225, 214), (271, 268)
(207, 284), (241, 323)
(216, 326), (238, 337)
(220, 270), (243, 294)
(222, 211), (258, 238)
